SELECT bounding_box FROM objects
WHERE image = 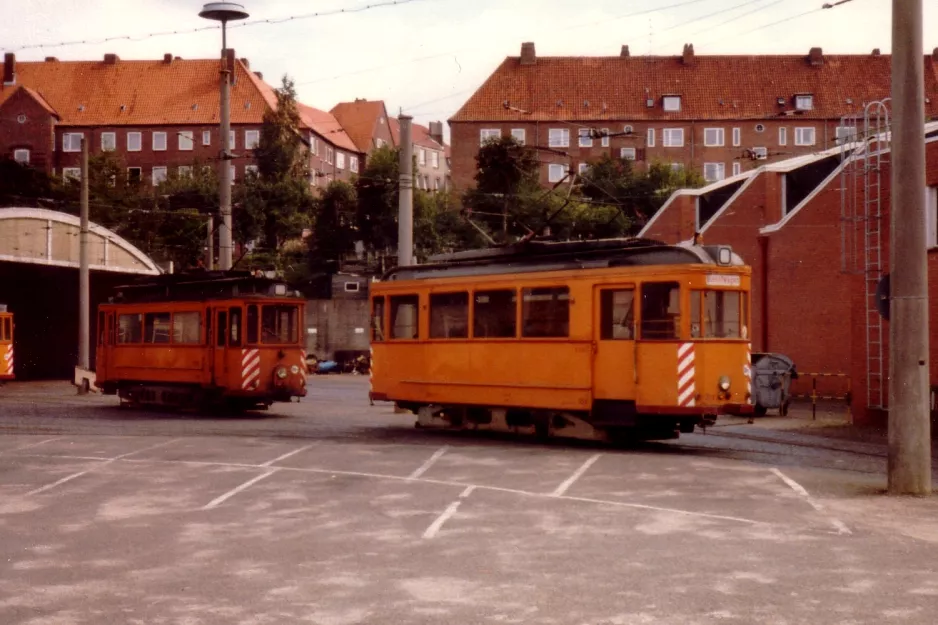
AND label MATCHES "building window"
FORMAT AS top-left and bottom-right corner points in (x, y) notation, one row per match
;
(62, 167), (81, 181)
(779, 127), (787, 146)
(202, 130), (211, 146)
(662, 128), (684, 147)
(795, 94), (814, 111)
(480, 128), (500, 145)
(127, 132), (142, 152)
(601, 128), (610, 147)
(927, 186), (938, 248)
(835, 126), (858, 145)
(101, 132), (116, 152)
(752, 147), (768, 159)
(229, 130), (236, 150)
(511, 128), (526, 145)
(178, 131), (194, 151)
(13, 149), (29, 164)
(245, 165), (258, 177)
(152, 166), (167, 186)
(578, 163), (589, 176)
(336, 152), (346, 170)
(245, 130), (259, 150)
(732, 127), (741, 147)
(178, 165), (193, 178)
(433, 178), (440, 190)
(755, 123), (766, 133)
(794, 127), (816, 146)
(578, 128), (593, 148)
(732, 162), (742, 176)
(431, 151), (439, 169)
(703, 162), (725, 182)
(152, 132), (167, 151)
(647, 128), (656, 147)
(350, 156), (359, 173)
(662, 96), (681, 112)
(620, 147), (636, 160)
(375, 138), (386, 149)
(127, 167), (142, 184)
(309, 137), (318, 156)
(703, 128), (724, 147)
(326, 146), (334, 165)
(670, 163), (682, 172)
(548, 128), (570, 148)
(62, 133), (83, 152)
(548, 163), (568, 183)
(344, 282), (360, 293)
(623, 125), (634, 135)
(229, 164), (236, 182)
(418, 148), (426, 166)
